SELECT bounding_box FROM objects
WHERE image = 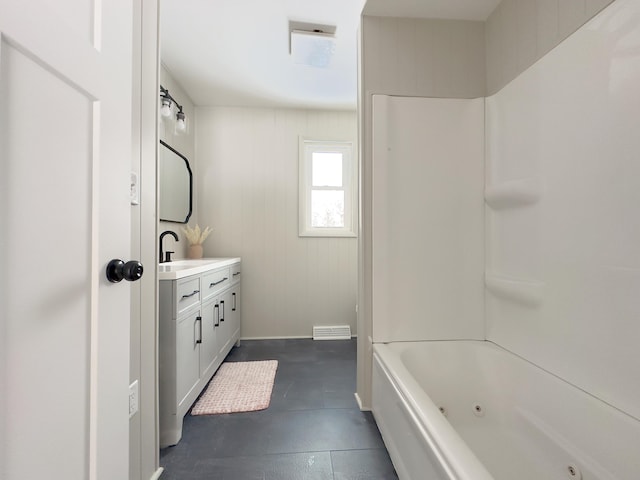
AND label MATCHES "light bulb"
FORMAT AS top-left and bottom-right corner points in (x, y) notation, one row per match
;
(160, 98), (172, 117)
(175, 110), (186, 132)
